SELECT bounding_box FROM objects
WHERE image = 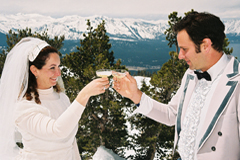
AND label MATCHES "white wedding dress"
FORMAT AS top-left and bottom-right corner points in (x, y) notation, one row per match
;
(14, 87), (84, 160)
